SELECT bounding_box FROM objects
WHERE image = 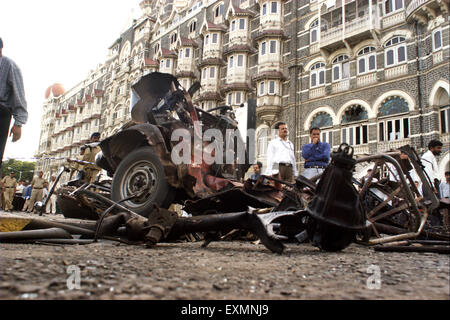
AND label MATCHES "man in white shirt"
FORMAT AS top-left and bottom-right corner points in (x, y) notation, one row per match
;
(421, 139), (443, 199)
(439, 171), (450, 199)
(265, 122), (298, 183)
